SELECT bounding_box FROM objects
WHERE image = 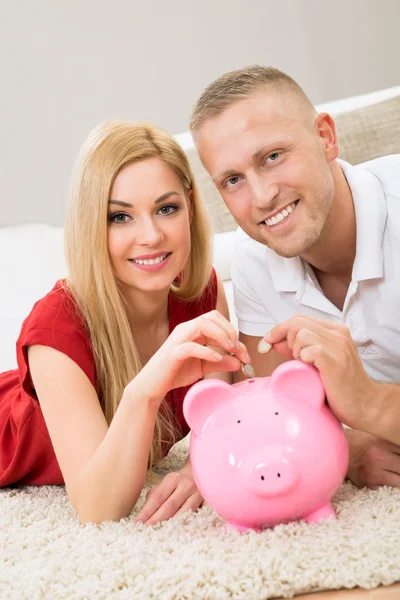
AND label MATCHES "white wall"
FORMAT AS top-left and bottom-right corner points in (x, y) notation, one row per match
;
(1, 0), (399, 227)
